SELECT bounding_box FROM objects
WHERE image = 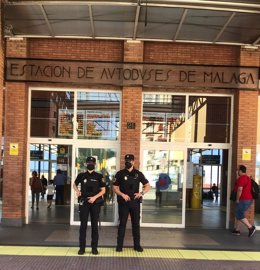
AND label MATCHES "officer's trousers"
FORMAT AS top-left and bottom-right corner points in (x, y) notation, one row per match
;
(79, 202), (101, 249)
(117, 200), (141, 248)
